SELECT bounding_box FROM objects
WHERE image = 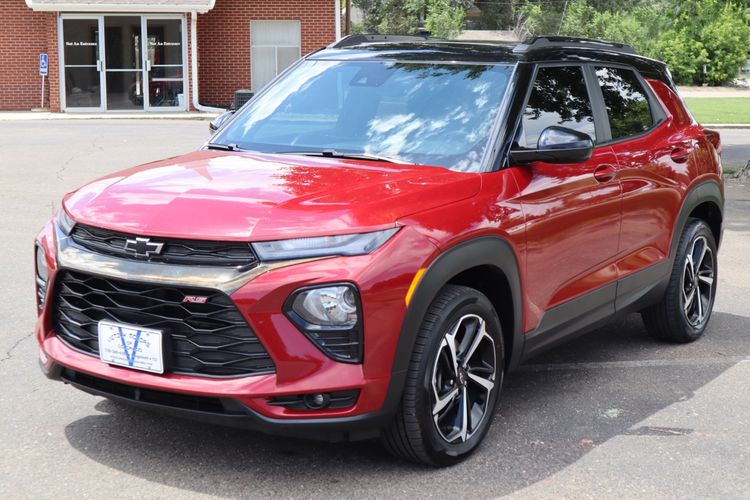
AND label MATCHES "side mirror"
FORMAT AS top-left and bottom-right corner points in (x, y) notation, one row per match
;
(510, 126), (594, 164)
(209, 110), (235, 134)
